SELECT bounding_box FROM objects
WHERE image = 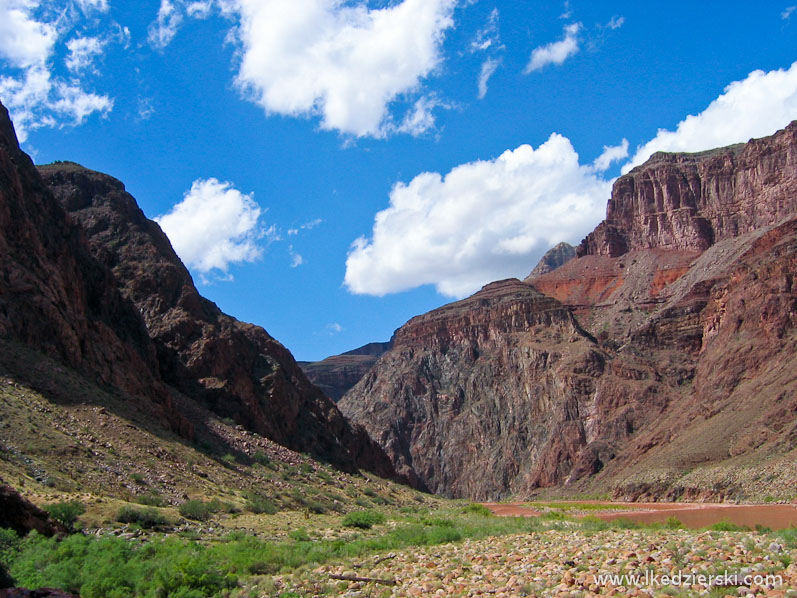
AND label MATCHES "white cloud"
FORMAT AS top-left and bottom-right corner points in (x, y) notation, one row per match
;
(186, 0), (213, 18)
(625, 62), (797, 172)
(75, 0), (109, 13)
(0, 0), (114, 142)
(289, 245), (304, 267)
(65, 35), (104, 72)
(605, 15), (624, 30)
(592, 138), (628, 172)
(0, 0), (57, 69)
(326, 322), (344, 334)
(148, 0), (183, 49)
(477, 57), (500, 99)
(155, 178), (266, 276)
(345, 133), (611, 298)
(782, 5), (796, 19)
(469, 7), (500, 53)
(524, 22), (581, 73)
(233, 0), (456, 138)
